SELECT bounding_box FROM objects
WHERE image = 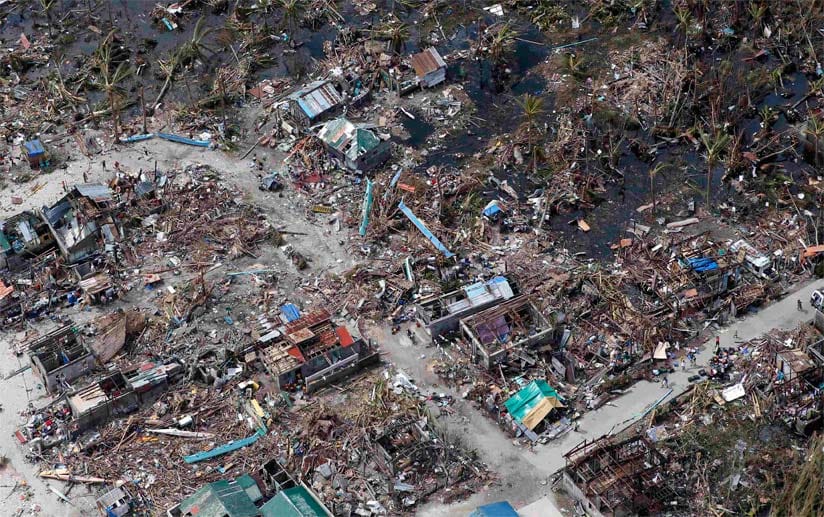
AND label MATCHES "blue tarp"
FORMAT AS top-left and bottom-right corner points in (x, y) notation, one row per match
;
(398, 200), (454, 258)
(688, 257), (718, 272)
(468, 501), (519, 517)
(281, 303), (301, 322)
(156, 132), (211, 148)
